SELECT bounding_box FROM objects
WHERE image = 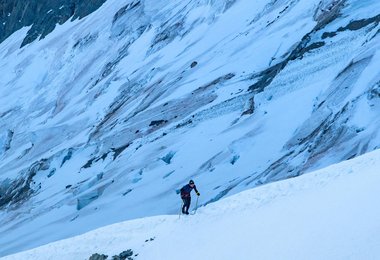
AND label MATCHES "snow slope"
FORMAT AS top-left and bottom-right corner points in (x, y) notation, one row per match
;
(3, 148), (380, 260)
(0, 0), (380, 256)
